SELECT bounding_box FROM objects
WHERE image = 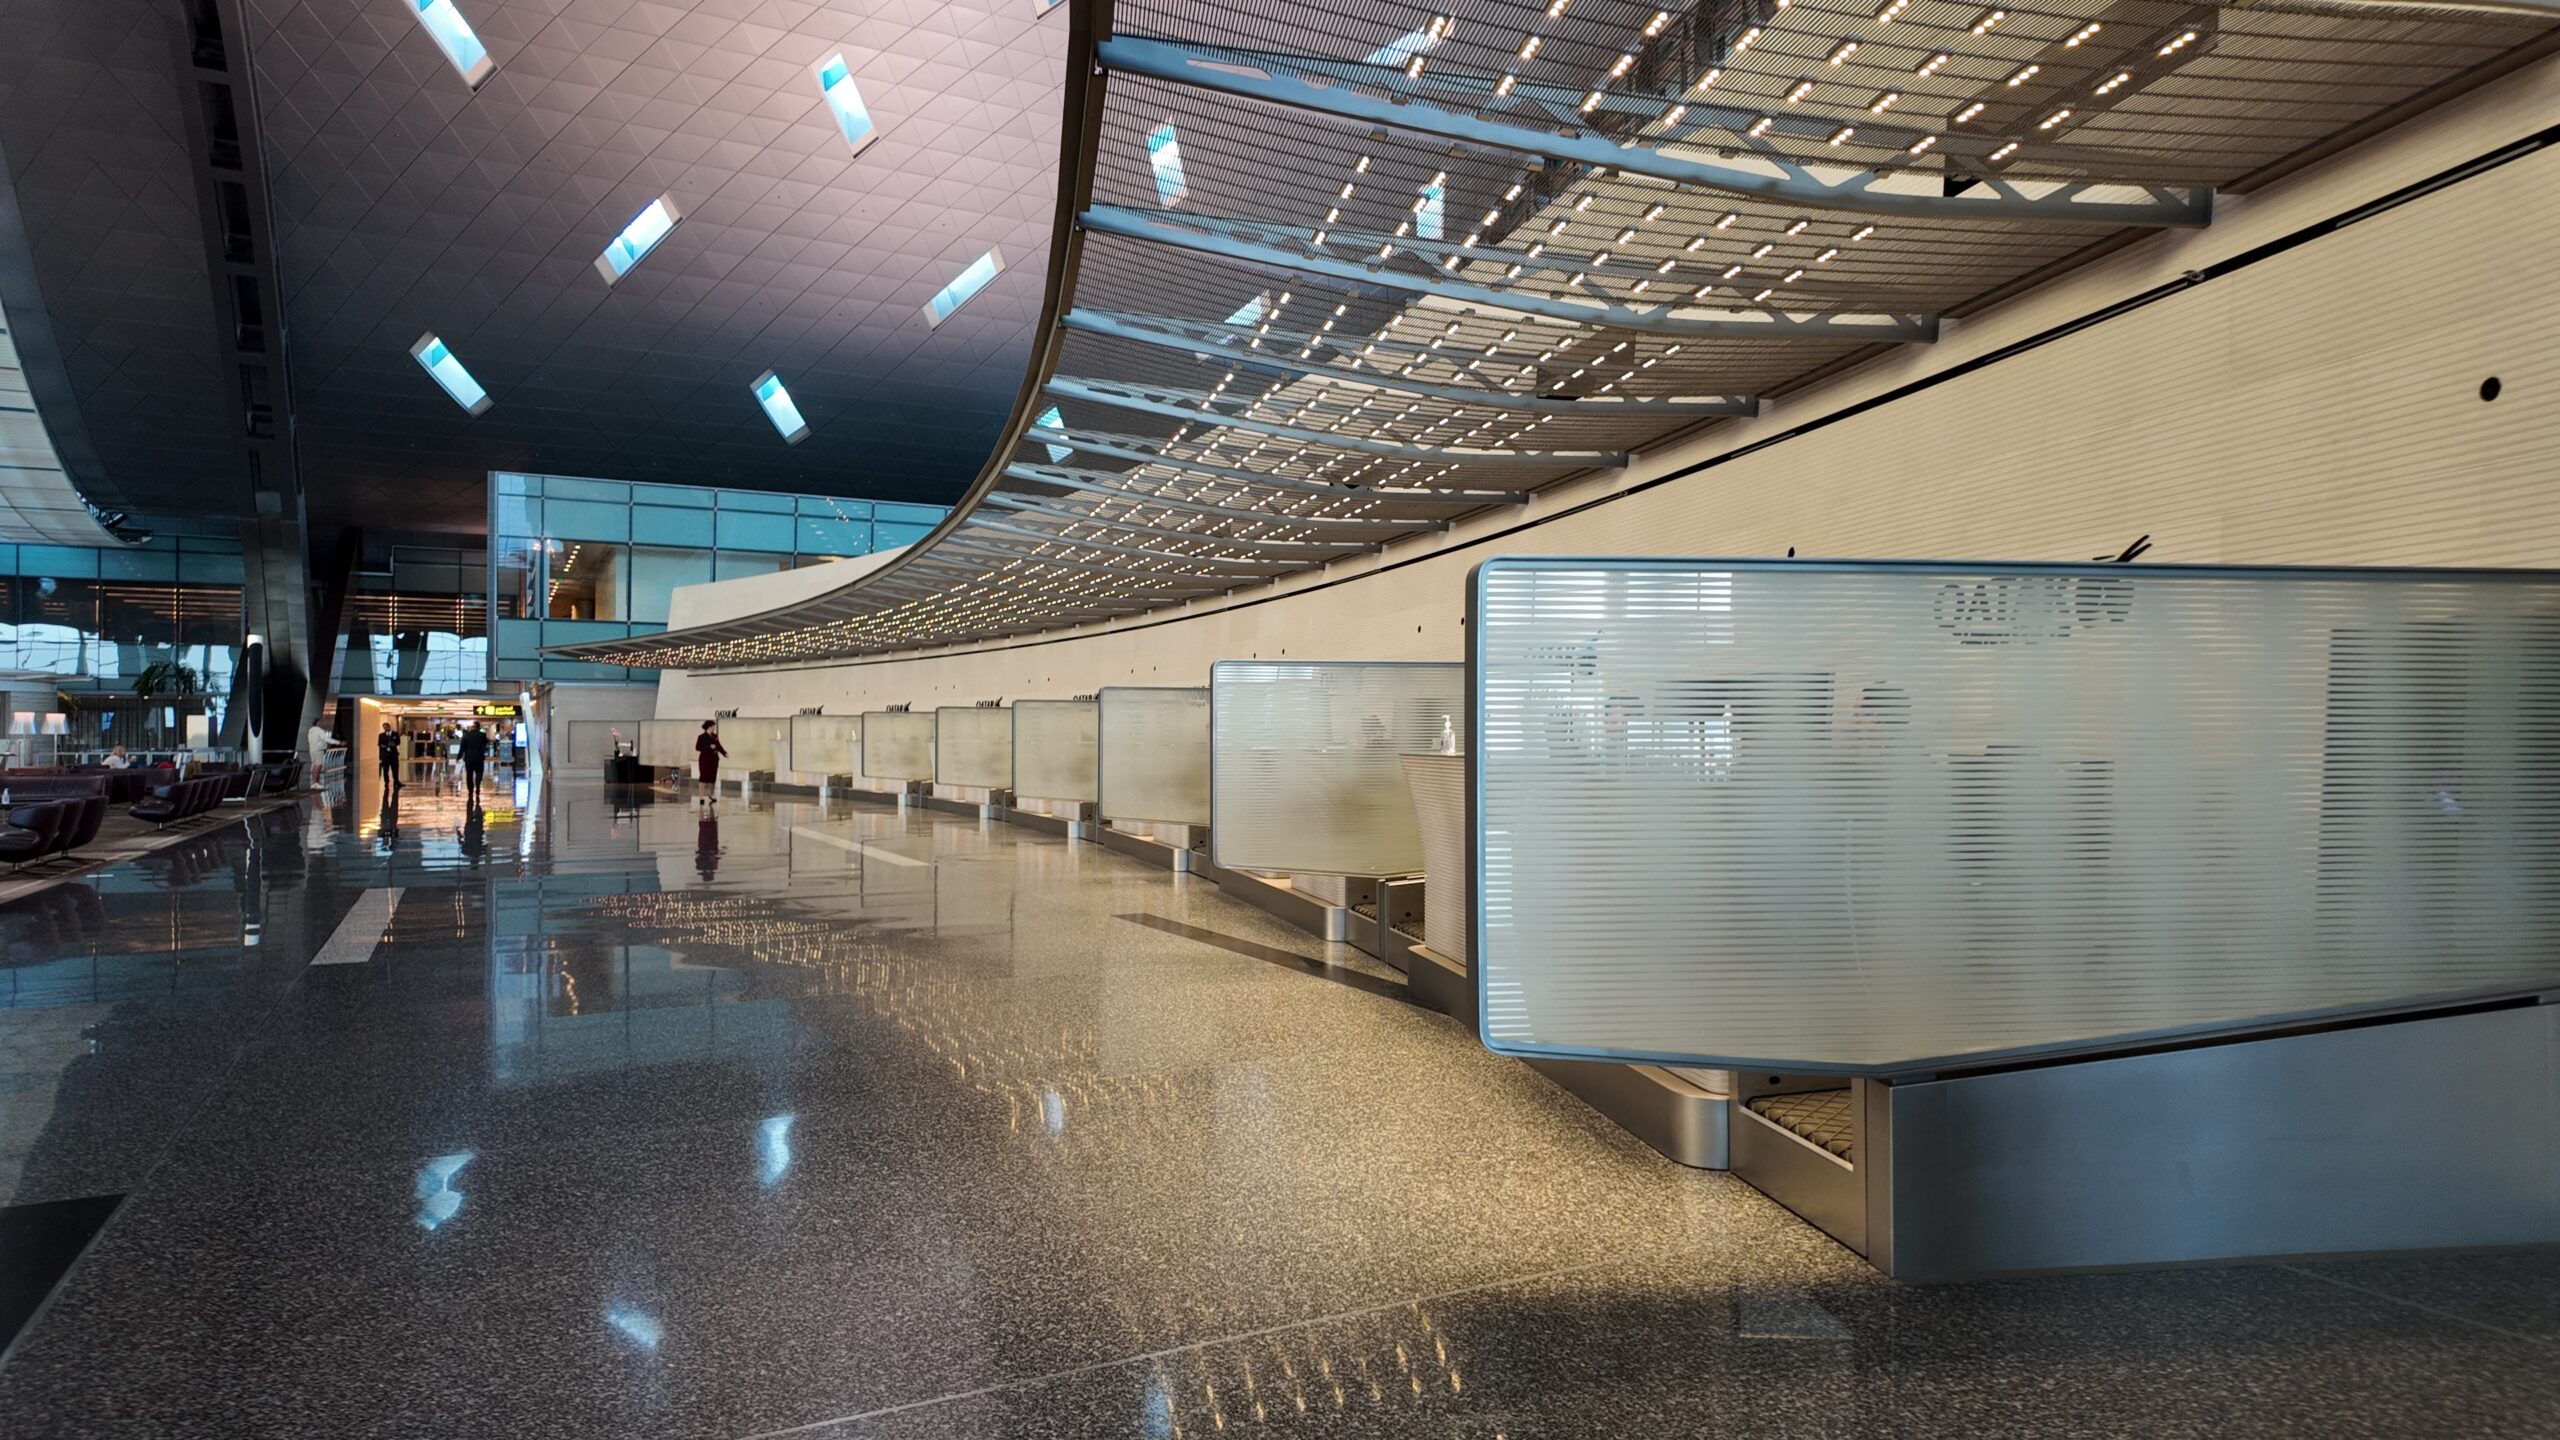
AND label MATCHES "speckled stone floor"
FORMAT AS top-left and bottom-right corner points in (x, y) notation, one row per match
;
(0, 783), (2553, 1438)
